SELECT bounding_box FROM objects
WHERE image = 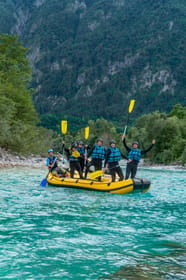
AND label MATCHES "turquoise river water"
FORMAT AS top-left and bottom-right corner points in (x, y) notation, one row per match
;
(0, 167), (185, 280)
